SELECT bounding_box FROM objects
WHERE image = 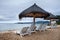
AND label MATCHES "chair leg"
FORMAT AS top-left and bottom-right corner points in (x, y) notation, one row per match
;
(20, 34), (25, 38)
(45, 29), (47, 31)
(20, 35), (23, 38)
(29, 33), (31, 35)
(28, 32), (31, 35)
(41, 30), (44, 32)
